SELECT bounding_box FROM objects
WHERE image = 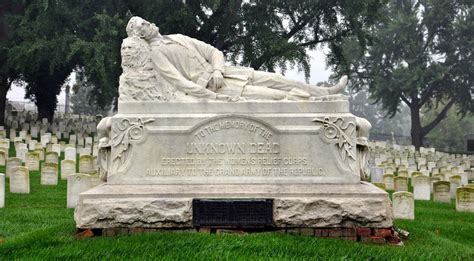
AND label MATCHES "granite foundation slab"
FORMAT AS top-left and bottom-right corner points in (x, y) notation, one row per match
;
(74, 182), (393, 229)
